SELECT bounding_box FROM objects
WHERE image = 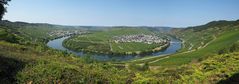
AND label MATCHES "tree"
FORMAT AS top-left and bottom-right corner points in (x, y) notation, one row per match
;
(0, 0), (11, 20)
